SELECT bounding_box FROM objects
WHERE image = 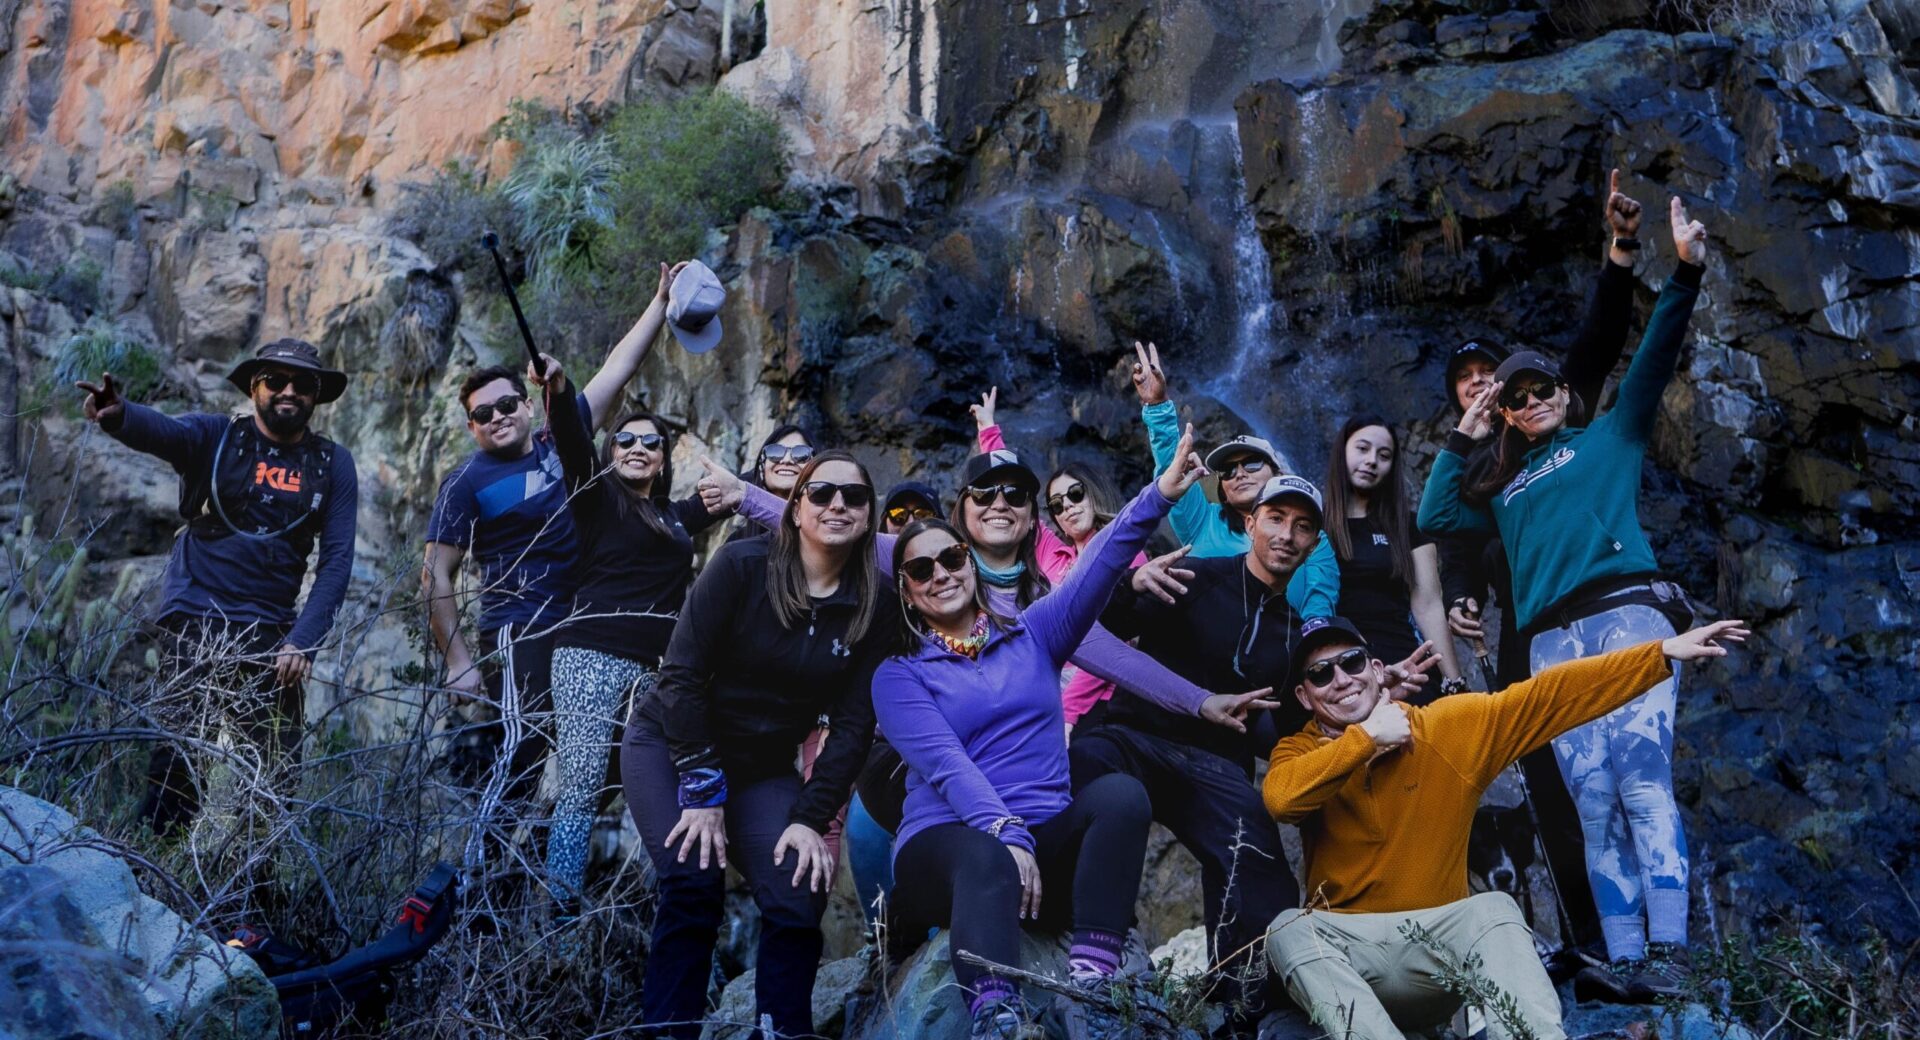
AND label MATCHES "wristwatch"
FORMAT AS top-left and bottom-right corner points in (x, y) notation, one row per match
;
(1612, 236), (1641, 252)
